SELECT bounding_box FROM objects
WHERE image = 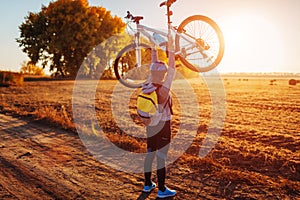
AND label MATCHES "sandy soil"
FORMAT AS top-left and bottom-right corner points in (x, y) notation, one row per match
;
(0, 113), (153, 199)
(0, 78), (299, 199)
